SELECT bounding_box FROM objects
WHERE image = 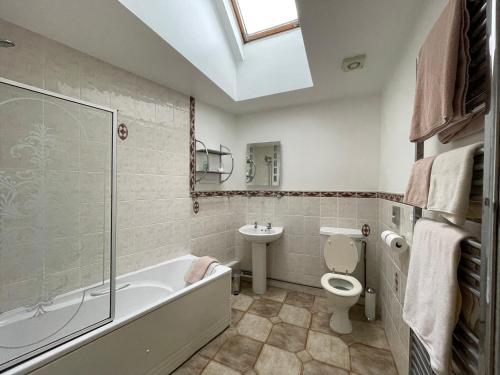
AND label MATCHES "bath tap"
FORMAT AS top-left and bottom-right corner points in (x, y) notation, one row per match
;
(254, 221), (258, 229)
(266, 223), (272, 230)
